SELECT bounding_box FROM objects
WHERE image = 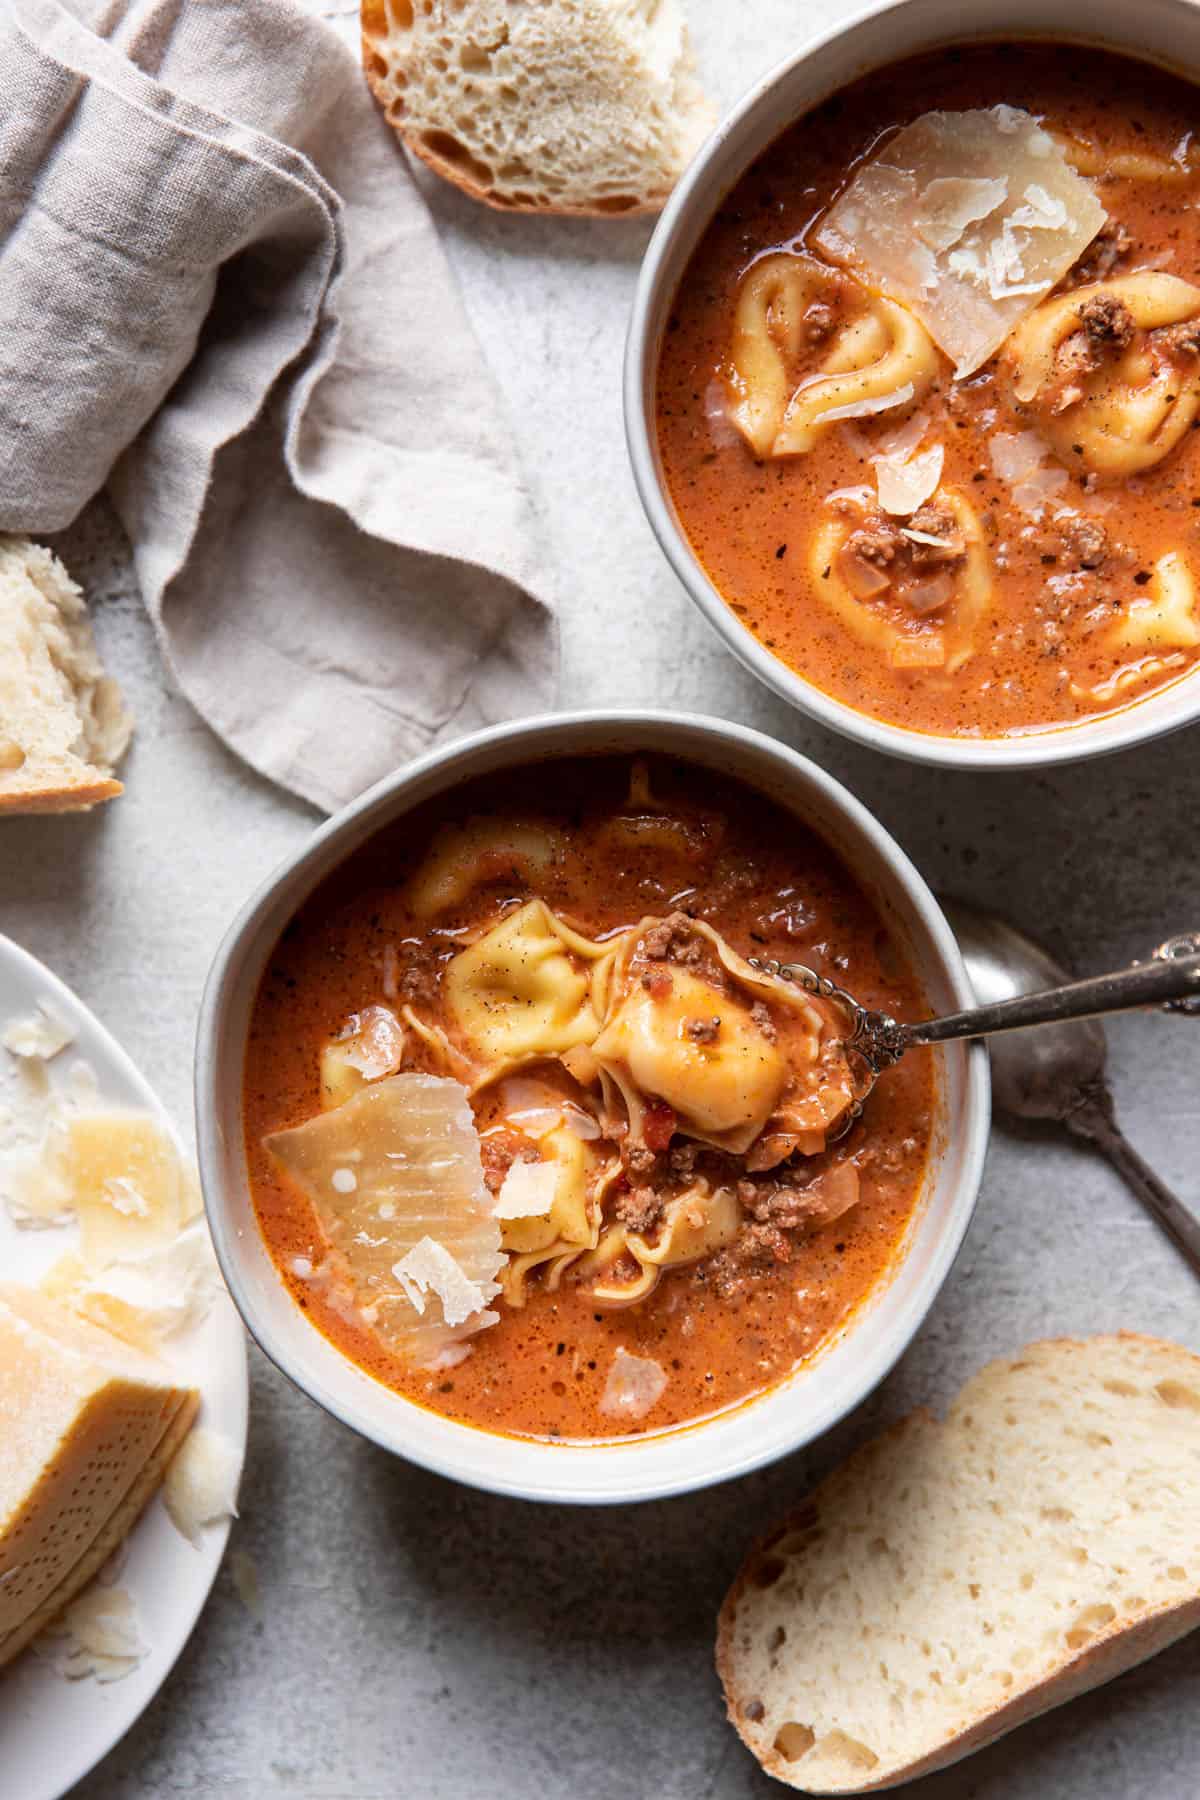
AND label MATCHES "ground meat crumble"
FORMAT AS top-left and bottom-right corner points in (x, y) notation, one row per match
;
(641, 911), (704, 966)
